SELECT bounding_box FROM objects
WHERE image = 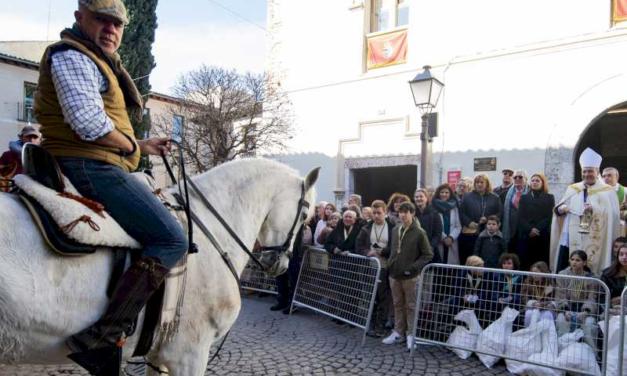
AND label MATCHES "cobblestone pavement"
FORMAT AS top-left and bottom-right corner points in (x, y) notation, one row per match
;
(1, 295), (508, 375)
